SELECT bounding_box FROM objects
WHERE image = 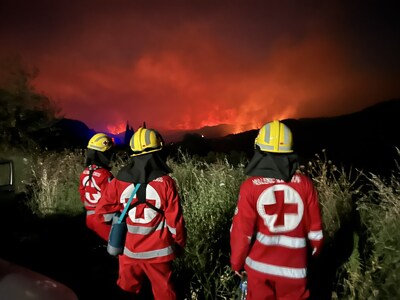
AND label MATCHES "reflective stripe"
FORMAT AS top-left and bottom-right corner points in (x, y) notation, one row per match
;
(104, 213), (114, 222)
(124, 246), (174, 259)
(280, 126), (291, 151)
(264, 124), (271, 144)
(246, 257), (307, 279)
(86, 210), (95, 216)
(90, 136), (107, 150)
(89, 144), (104, 151)
(84, 201), (95, 208)
(145, 130), (151, 144)
(167, 225), (176, 235)
(308, 230), (323, 241)
(127, 222), (166, 235)
(256, 233), (306, 248)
